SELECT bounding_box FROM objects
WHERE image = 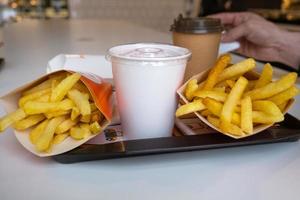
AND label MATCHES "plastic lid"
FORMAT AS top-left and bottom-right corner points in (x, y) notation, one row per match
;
(107, 43), (191, 62)
(170, 14), (223, 34)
